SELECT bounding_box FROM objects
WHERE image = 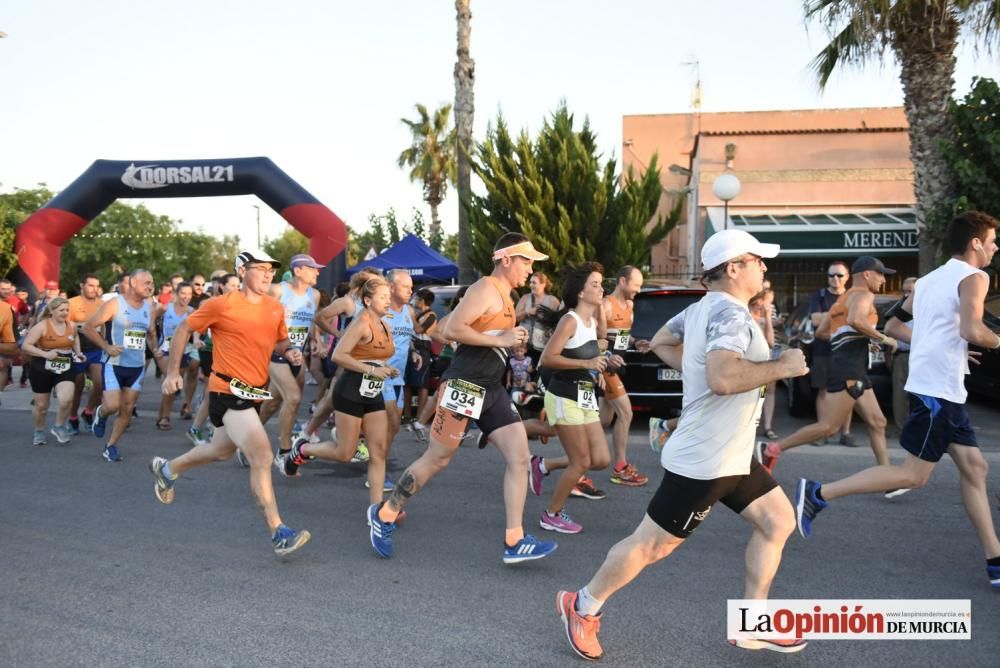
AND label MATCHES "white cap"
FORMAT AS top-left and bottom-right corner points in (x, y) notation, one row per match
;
(701, 229), (779, 270)
(235, 248), (281, 272)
